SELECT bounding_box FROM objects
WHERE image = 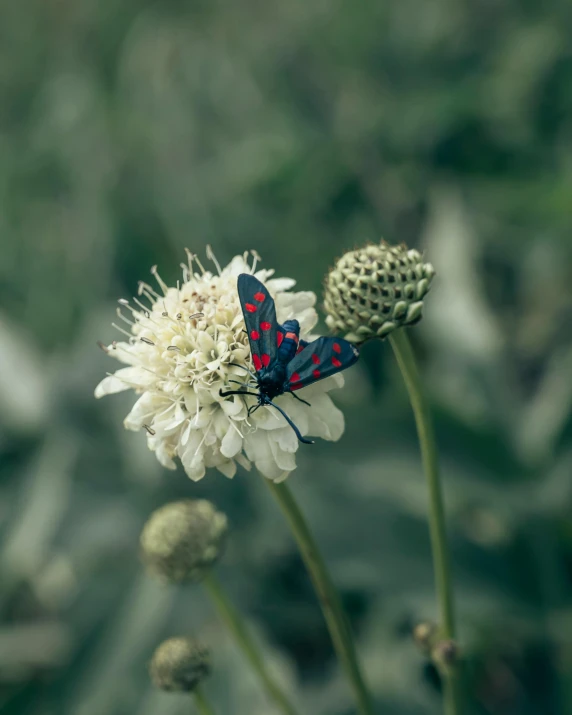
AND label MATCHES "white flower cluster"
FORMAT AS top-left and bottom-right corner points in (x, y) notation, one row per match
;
(95, 250), (345, 482)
